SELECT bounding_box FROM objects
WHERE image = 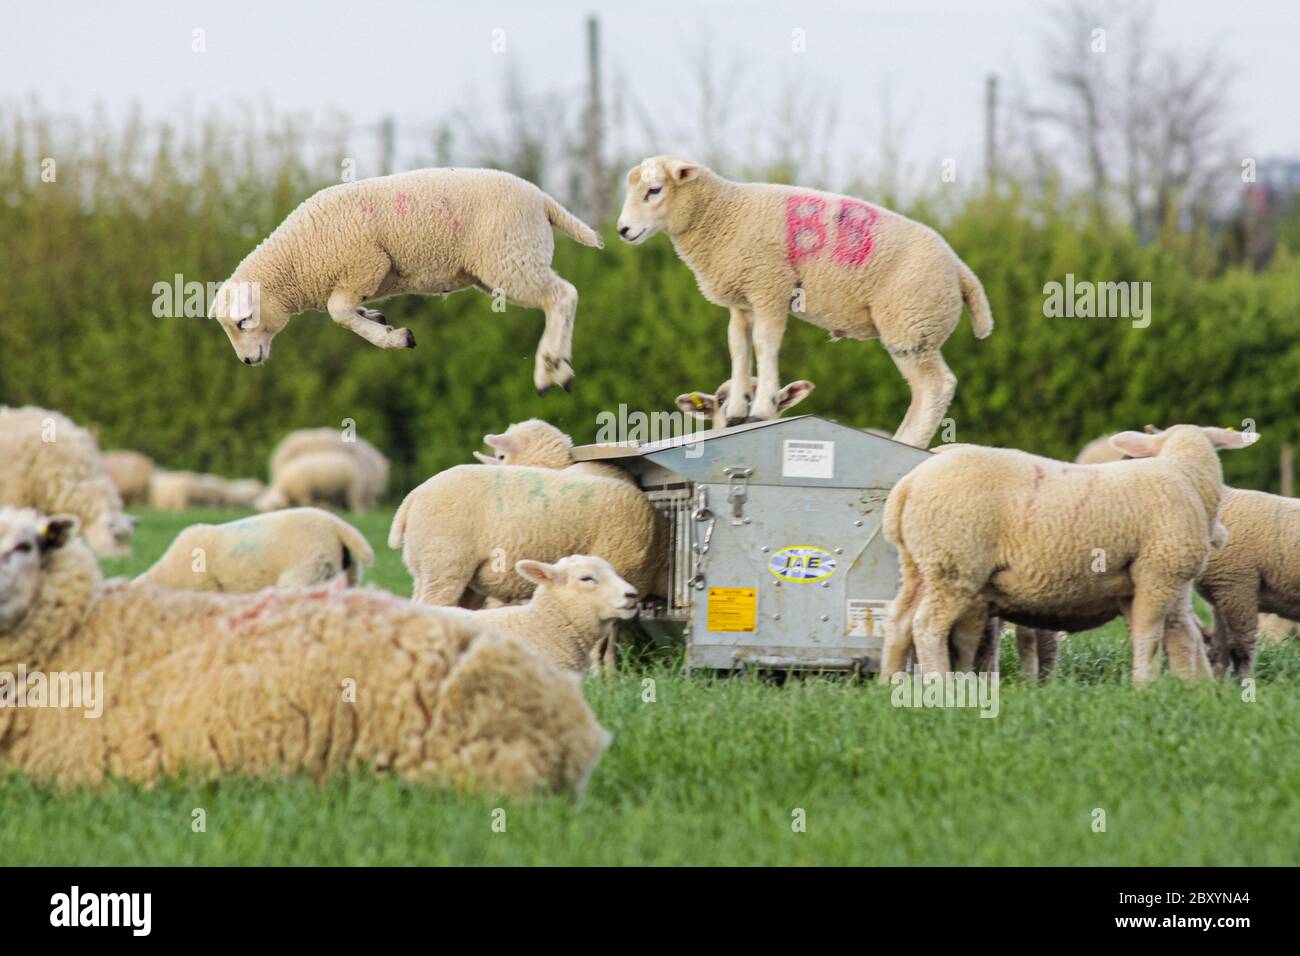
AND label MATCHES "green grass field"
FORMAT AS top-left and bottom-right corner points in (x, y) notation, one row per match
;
(4, 509), (1299, 866)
